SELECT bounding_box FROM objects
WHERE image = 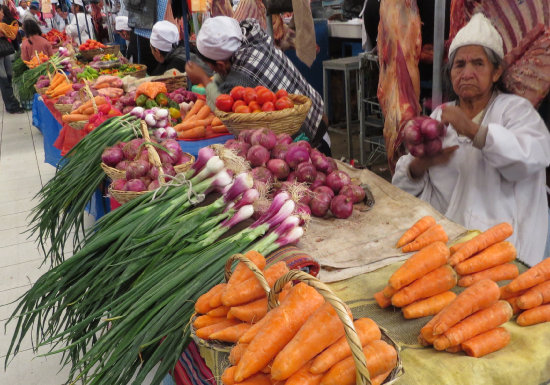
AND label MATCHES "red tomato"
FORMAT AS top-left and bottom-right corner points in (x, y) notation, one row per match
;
(248, 101), (262, 112)
(230, 86), (245, 101)
(232, 100), (246, 113)
(98, 103), (111, 114)
(275, 89), (288, 99)
(254, 85), (269, 93)
(275, 96), (294, 111)
(261, 102), (275, 112)
(215, 94), (234, 112)
(235, 105), (251, 113)
(257, 89), (276, 105)
(243, 89), (258, 104)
